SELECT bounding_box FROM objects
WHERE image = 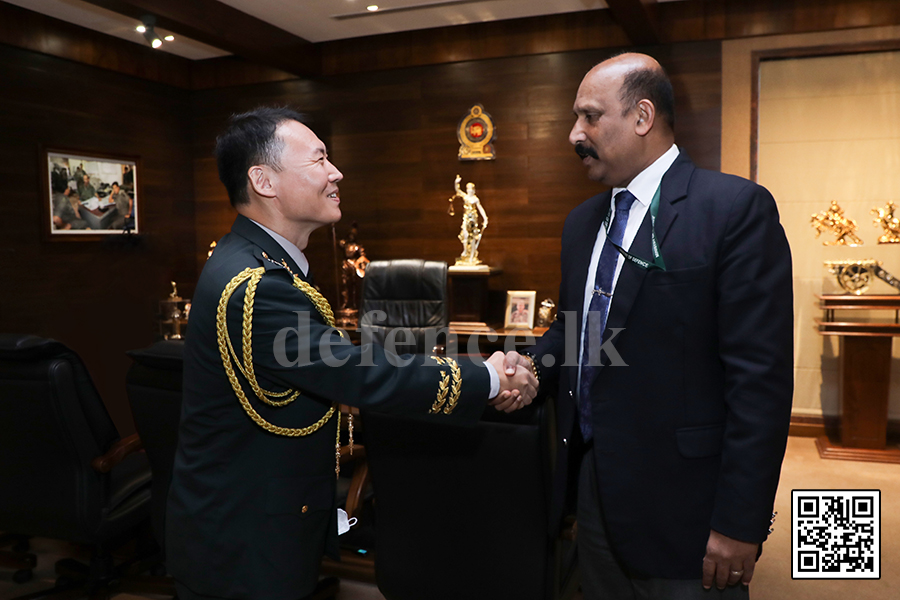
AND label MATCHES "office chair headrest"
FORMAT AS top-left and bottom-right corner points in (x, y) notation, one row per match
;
(0, 334), (69, 359)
